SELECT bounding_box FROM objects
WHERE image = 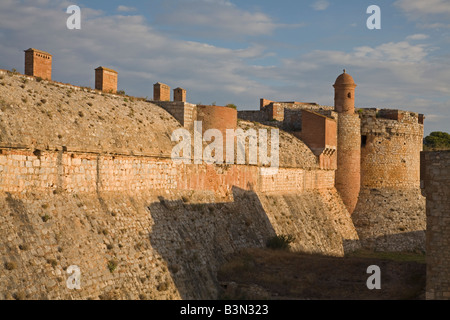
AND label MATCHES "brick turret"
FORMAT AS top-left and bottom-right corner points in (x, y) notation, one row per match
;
(95, 67), (118, 93)
(24, 48), (52, 80)
(334, 70), (361, 214)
